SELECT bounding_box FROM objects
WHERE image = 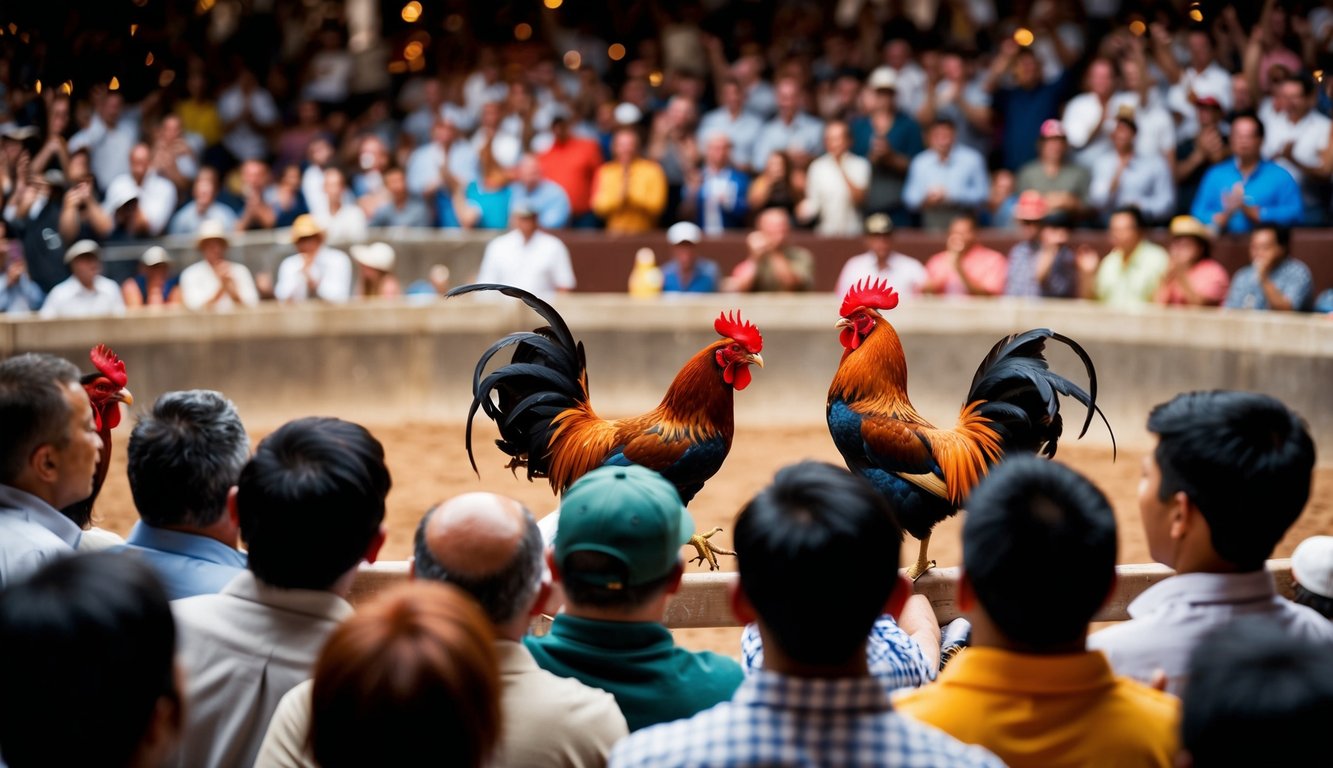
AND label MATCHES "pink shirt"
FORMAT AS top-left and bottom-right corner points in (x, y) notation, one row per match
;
(924, 245), (1008, 296)
(1156, 259), (1230, 306)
